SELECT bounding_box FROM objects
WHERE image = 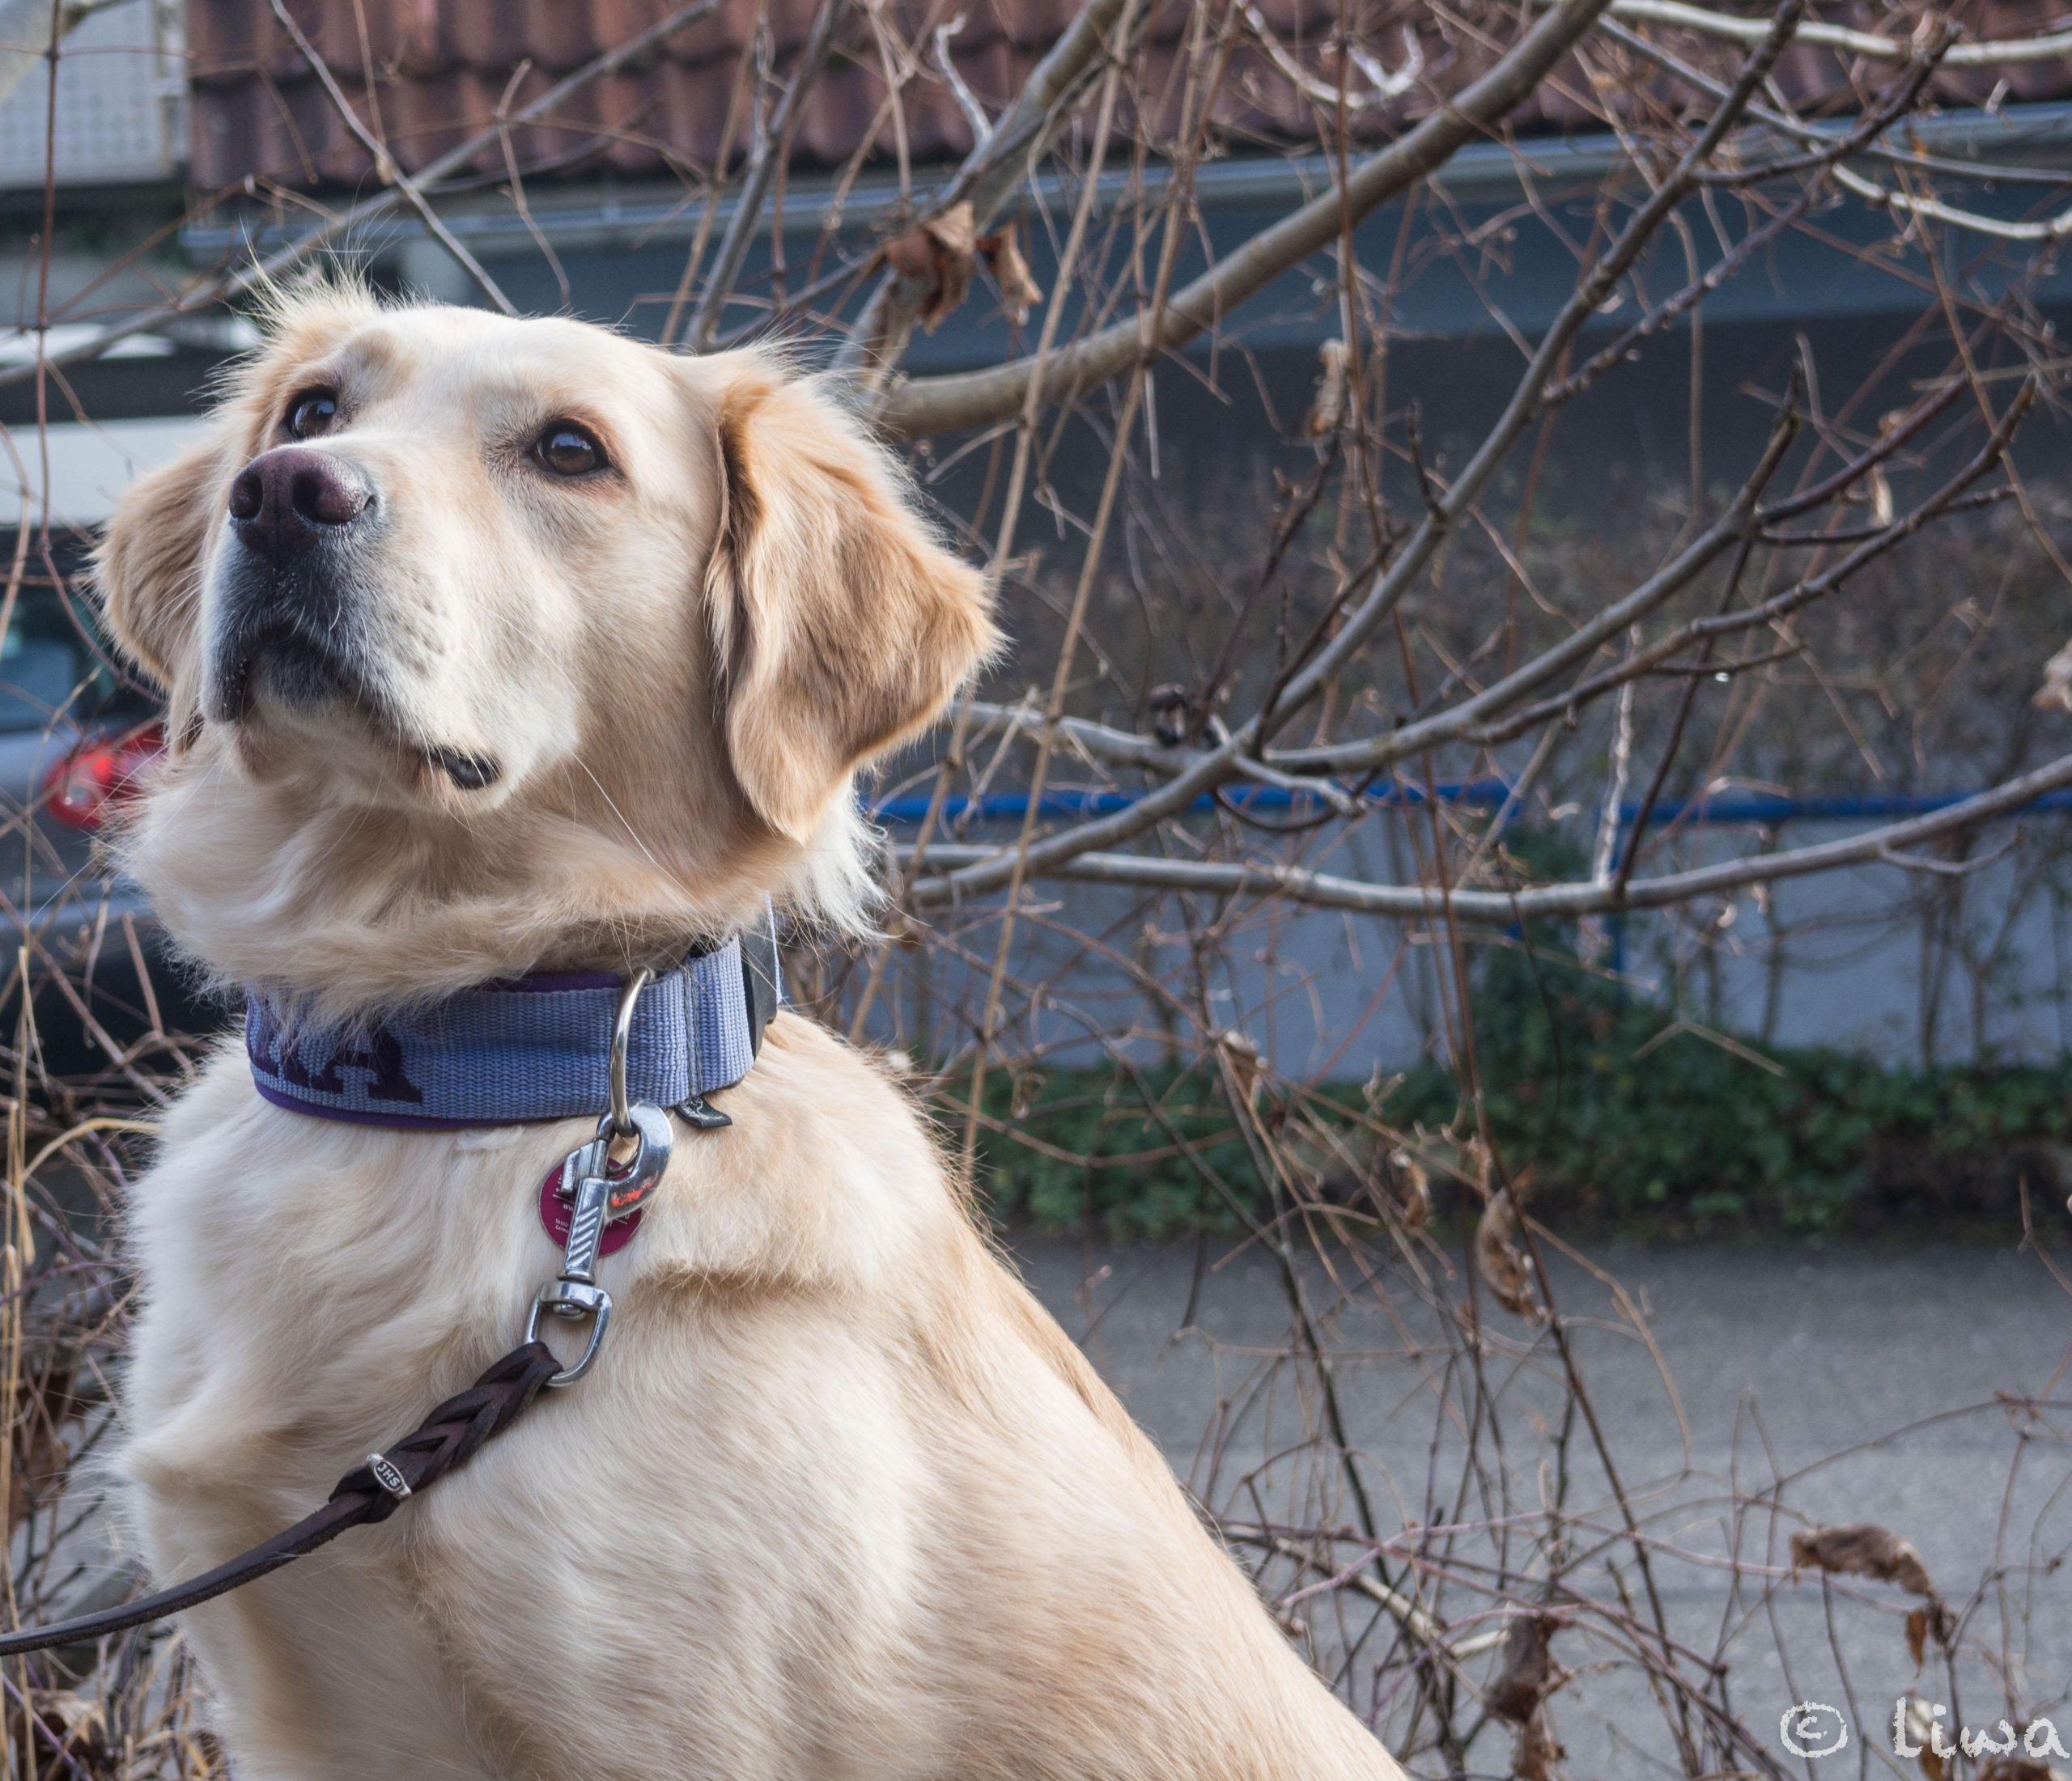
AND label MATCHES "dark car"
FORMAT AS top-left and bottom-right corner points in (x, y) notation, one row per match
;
(0, 577), (211, 1079)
